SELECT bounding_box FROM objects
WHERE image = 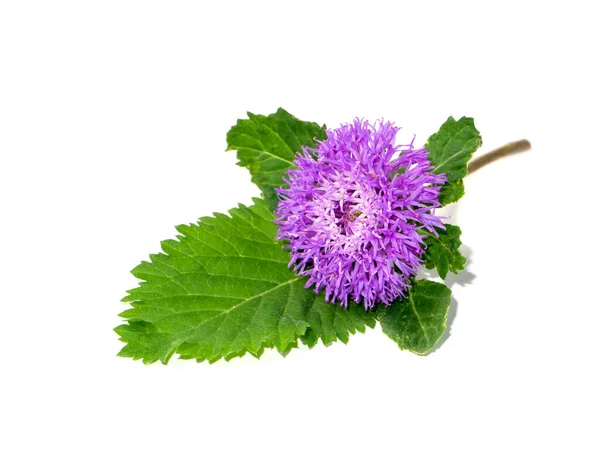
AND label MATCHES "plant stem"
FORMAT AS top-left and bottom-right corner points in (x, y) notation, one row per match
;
(467, 139), (531, 175)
